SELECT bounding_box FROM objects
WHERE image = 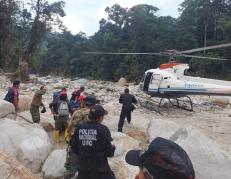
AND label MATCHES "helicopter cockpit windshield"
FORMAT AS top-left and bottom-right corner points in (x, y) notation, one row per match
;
(143, 72), (153, 91)
(184, 67), (196, 76)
